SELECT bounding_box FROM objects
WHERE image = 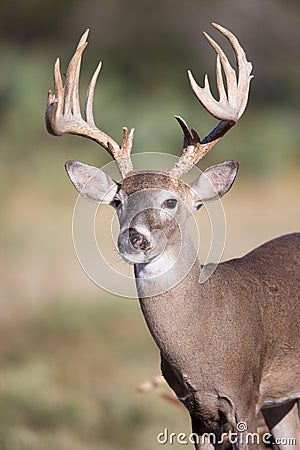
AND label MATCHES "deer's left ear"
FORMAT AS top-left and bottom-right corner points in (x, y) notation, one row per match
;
(190, 160), (239, 209)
